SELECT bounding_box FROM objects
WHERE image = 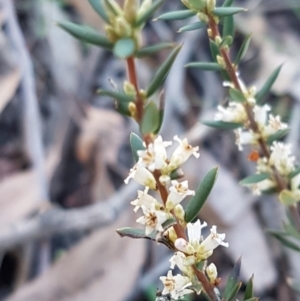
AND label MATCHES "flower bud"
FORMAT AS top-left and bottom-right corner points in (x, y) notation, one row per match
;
(123, 81), (137, 97)
(128, 102), (137, 119)
(115, 16), (132, 37)
(124, 0), (139, 23)
(206, 263), (218, 283)
(207, 0), (216, 12)
(175, 238), (194, 255)
(174, 204), (185, 221)
(138, 0), (152, 19)
(197, 12), (209, 23)
(217, 55), (226, 69)
(105, 25), (118, 42)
